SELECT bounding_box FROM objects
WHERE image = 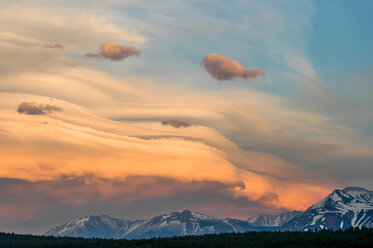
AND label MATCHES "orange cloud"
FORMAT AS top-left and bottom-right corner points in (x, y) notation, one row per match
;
(202, 53), (265, 81)
(0, 94), (336, 213)
(85, 42), (141, 61)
